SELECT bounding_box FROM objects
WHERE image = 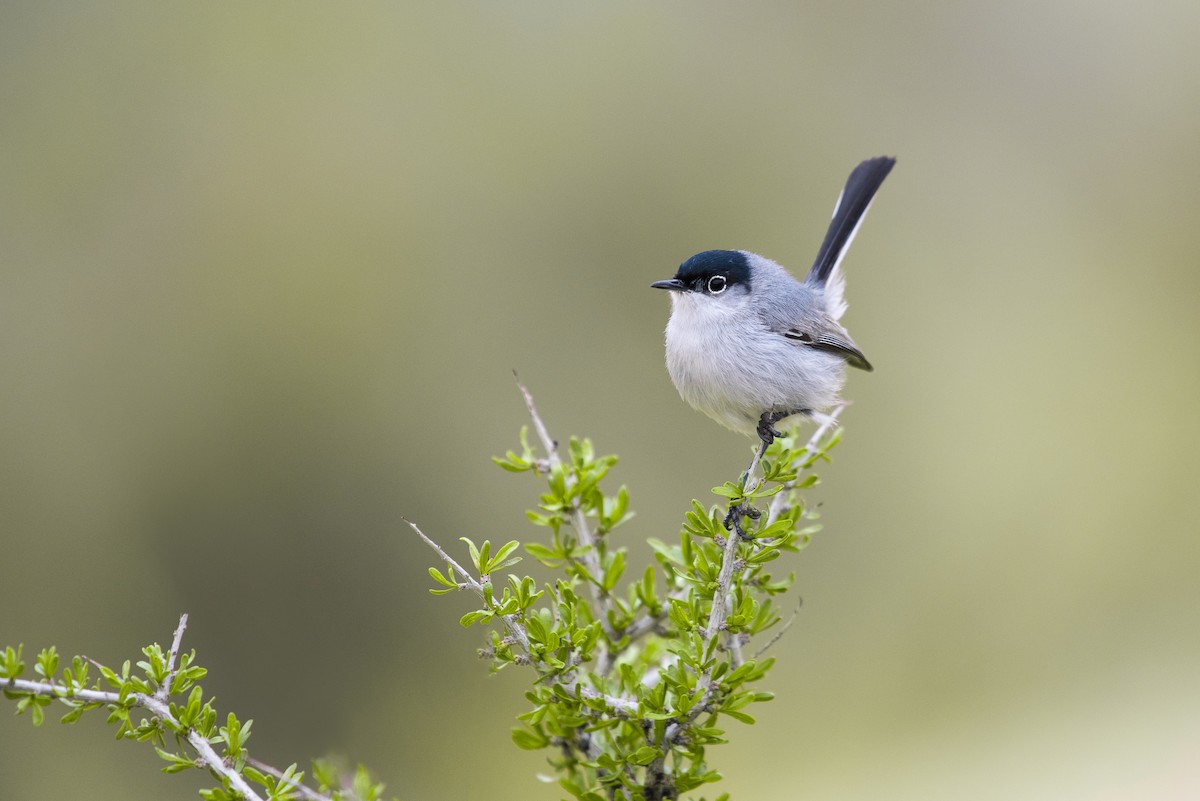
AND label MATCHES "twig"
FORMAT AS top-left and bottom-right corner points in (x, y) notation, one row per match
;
(515, 372), (560, 471)
(403, 516), (528, 655)
(5, 618), (265, 801)
(2, 679), (127, 708)
(753, 596), (803, 658)
(728, 632), (745, 670)
(156, 612), (189, 702)
(513, 375), (617, 665)
(684, 407), (847, 737)
(404, 513), (638, 715)
(246, 758), (327, 801)
(704, 531), (742, 644)
(185, 729), (262, 800)
(621, 598), (676, 643)
(678, 523), (750, 739)
(401, 517), (482, 592)
(740, 440), (771, 496)
(515, 375), (602, 558)
(766, 404), (845, 526)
